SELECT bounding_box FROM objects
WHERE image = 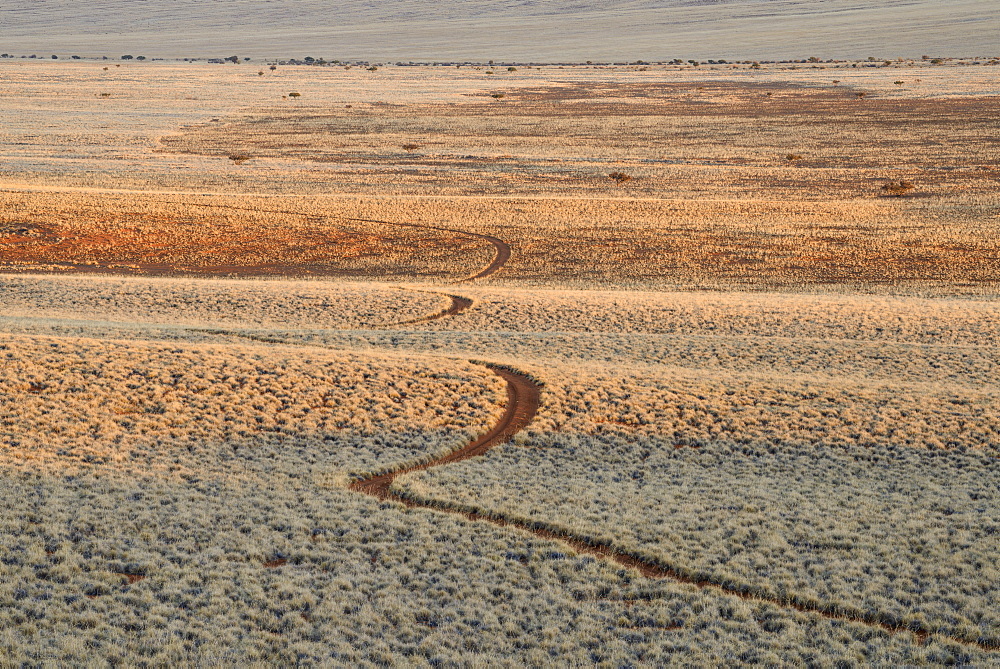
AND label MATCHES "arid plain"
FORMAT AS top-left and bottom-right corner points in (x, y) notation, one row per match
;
(1, 58), (999, 664)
